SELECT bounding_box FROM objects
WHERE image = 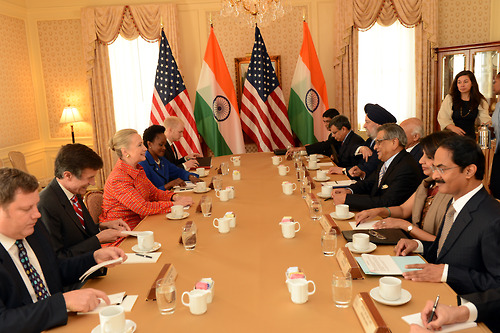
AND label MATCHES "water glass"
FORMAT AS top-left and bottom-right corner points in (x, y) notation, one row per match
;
(300, 179), (311, 199)
(201, 196), (212, 217)
(220, 162), (229, 175)
(321, 229), (337, 256)
(298, 168), (306, 181)
(332, 271), (352, 308)
(182, 225), (197, 250)
(309, 200), (323, 220)
(156, 279), (176, 314)
(212, 176), (223, 191)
